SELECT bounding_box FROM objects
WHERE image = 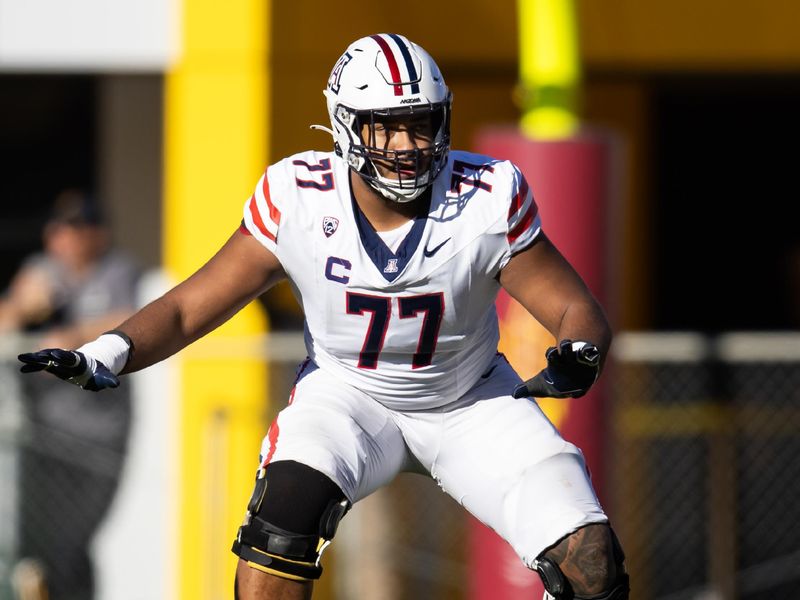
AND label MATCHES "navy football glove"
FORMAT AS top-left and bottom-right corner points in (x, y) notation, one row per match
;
(18, 348), (120, 392)
(512, 339), (601, 399)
